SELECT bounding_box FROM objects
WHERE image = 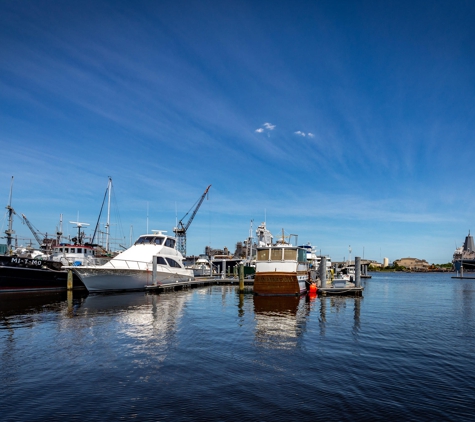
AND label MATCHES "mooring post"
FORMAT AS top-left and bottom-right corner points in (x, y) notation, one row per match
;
(320, 256), (327, 287)
(152, 255), (157, 284)
(67, 269), (73, 290)
(355, 256), (361, 287)
(222, 259), (226, 279)
(239, 263), (244, 292)
(461, 264), (464, 278)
